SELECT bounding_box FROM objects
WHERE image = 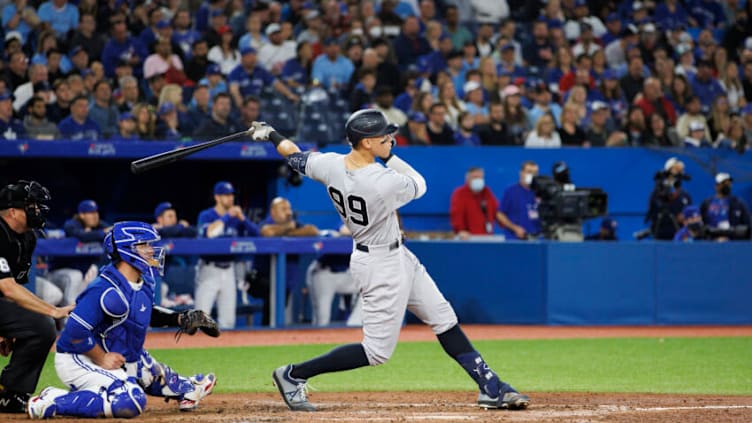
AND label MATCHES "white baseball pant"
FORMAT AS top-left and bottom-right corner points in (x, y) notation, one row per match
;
(305, 260), (362, 326)
(195, 261), (236, 329)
